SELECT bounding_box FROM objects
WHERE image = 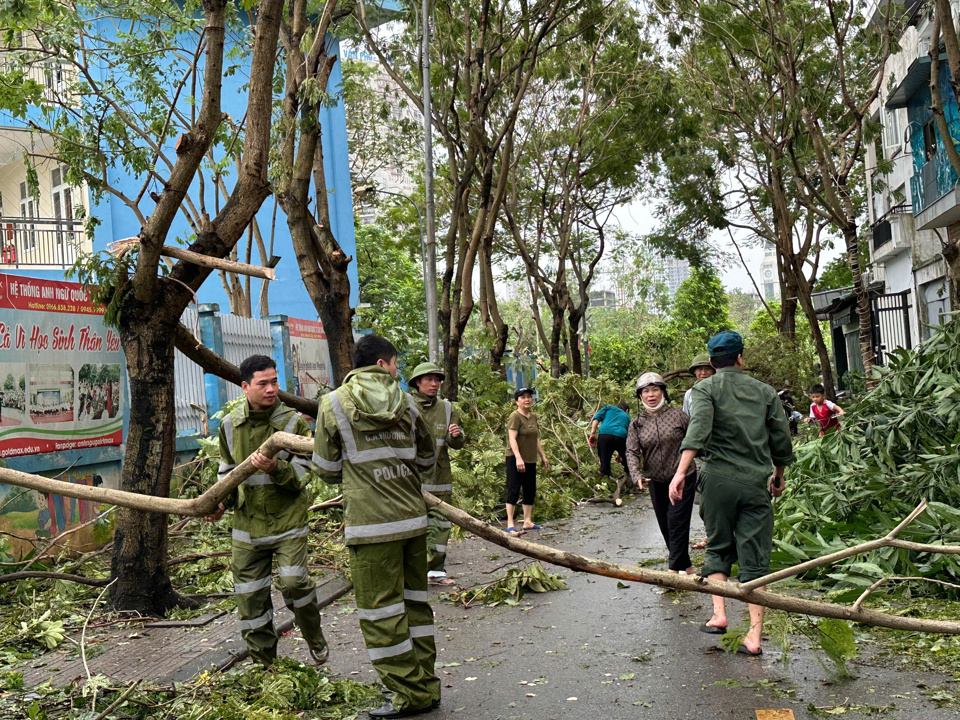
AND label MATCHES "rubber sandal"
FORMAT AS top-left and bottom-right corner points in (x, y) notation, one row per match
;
(429, 577), (457, 586)
(736, 644), (763, 656)
(699, 623), (727, 635)
(523, 524), (542, 530)
(505, 527), (527, 536)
